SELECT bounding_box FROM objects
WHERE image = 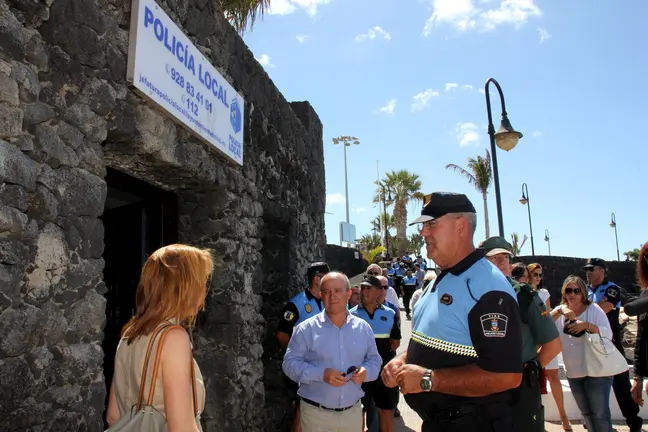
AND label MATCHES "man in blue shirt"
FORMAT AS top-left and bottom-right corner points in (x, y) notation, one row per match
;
(283, 272), (383, 432)
(382, 192), (523, 431)
(351, 275), (401, 432)
(276, 262), (330, 432)
(584, 258), (642, 432)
